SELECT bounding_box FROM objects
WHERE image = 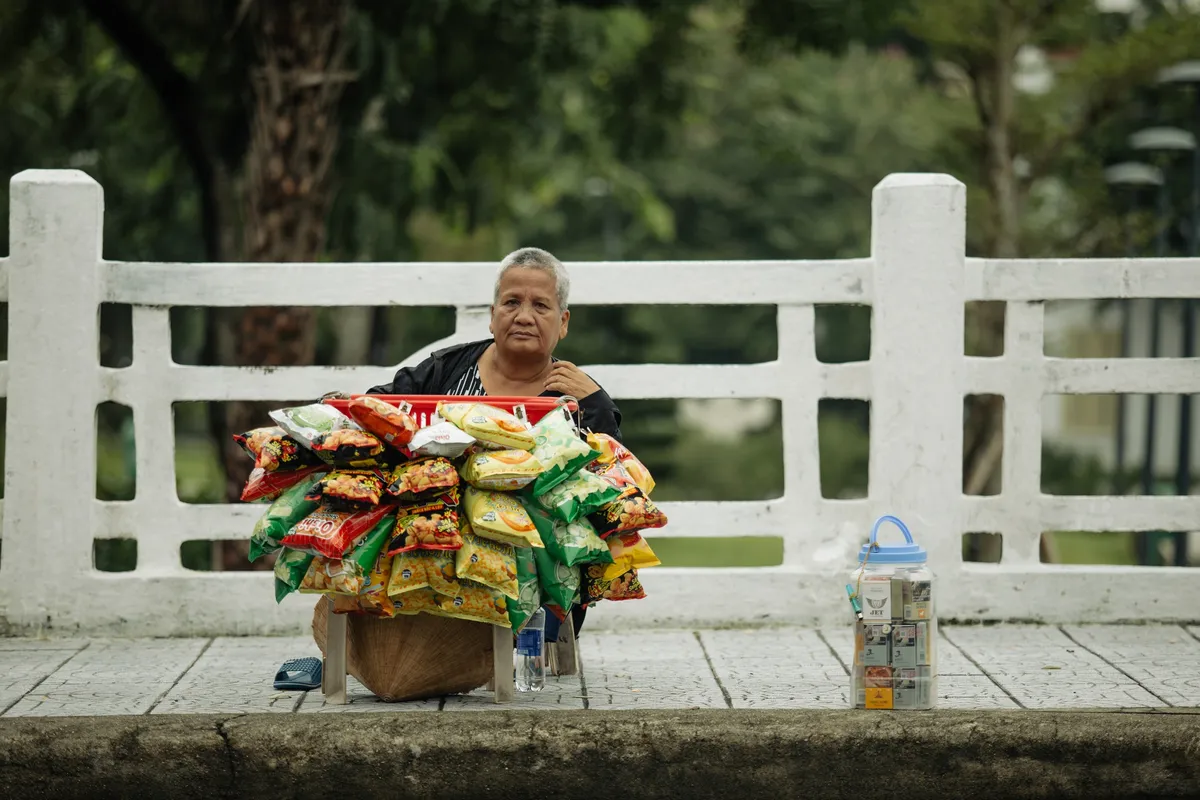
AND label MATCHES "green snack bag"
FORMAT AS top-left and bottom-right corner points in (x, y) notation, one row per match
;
(533, 469), (620, 524)
(249, 472), (324, 561)
(273, 548), (315, 603)
(299, 513), (394, 595)
(508, 547), (542, 634)
(522, 499), (612, 567)
(528, 407), (600, 496)
(532, 546), (580, 610)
